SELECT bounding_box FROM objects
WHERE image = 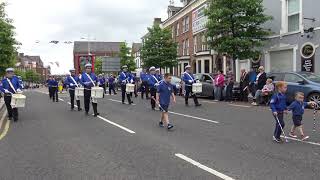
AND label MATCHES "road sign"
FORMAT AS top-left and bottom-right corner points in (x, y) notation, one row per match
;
(102, 57), (121, 72)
